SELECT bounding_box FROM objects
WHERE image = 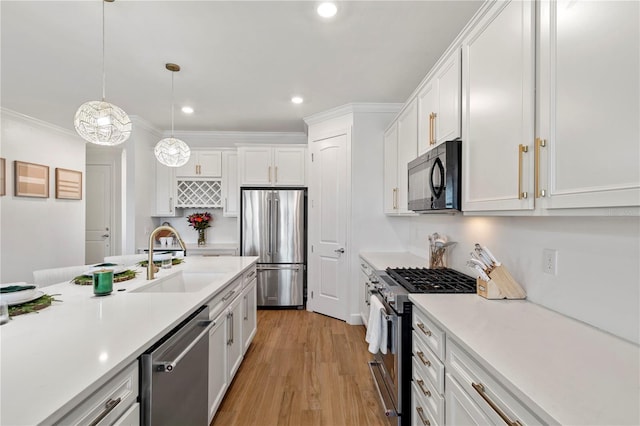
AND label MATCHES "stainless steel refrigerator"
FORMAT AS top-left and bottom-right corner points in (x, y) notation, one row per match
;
(240, 188), (306, 307)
